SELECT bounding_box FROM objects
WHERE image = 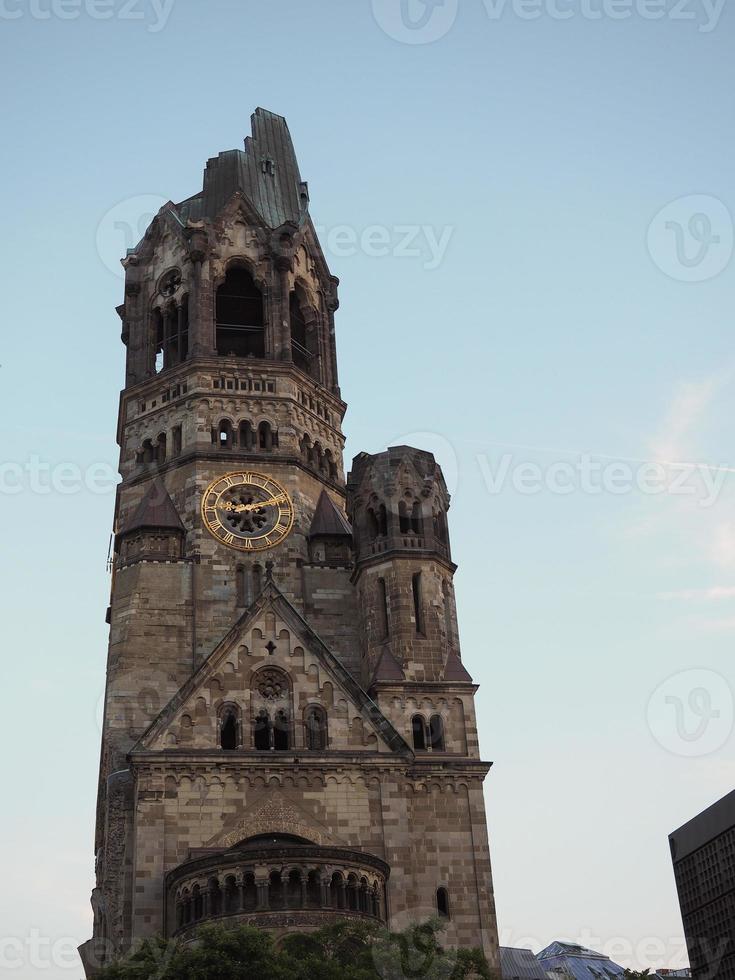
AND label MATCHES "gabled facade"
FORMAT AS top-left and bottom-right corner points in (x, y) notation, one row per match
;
(80, 108), (499, 975)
